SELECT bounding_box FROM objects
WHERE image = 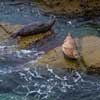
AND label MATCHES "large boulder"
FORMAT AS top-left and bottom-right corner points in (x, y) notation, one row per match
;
(81, 36), (100, 74)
